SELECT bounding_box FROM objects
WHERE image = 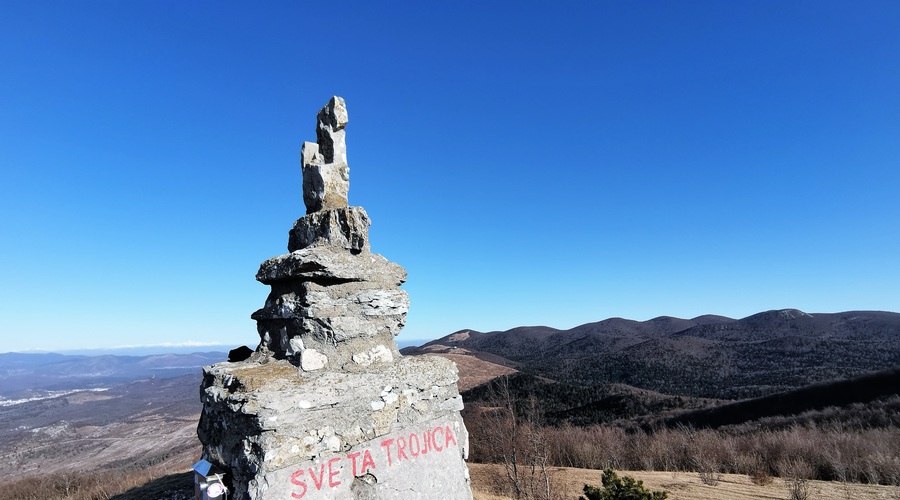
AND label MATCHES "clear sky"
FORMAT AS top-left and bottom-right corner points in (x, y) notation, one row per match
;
(1, 1), (898, 352)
